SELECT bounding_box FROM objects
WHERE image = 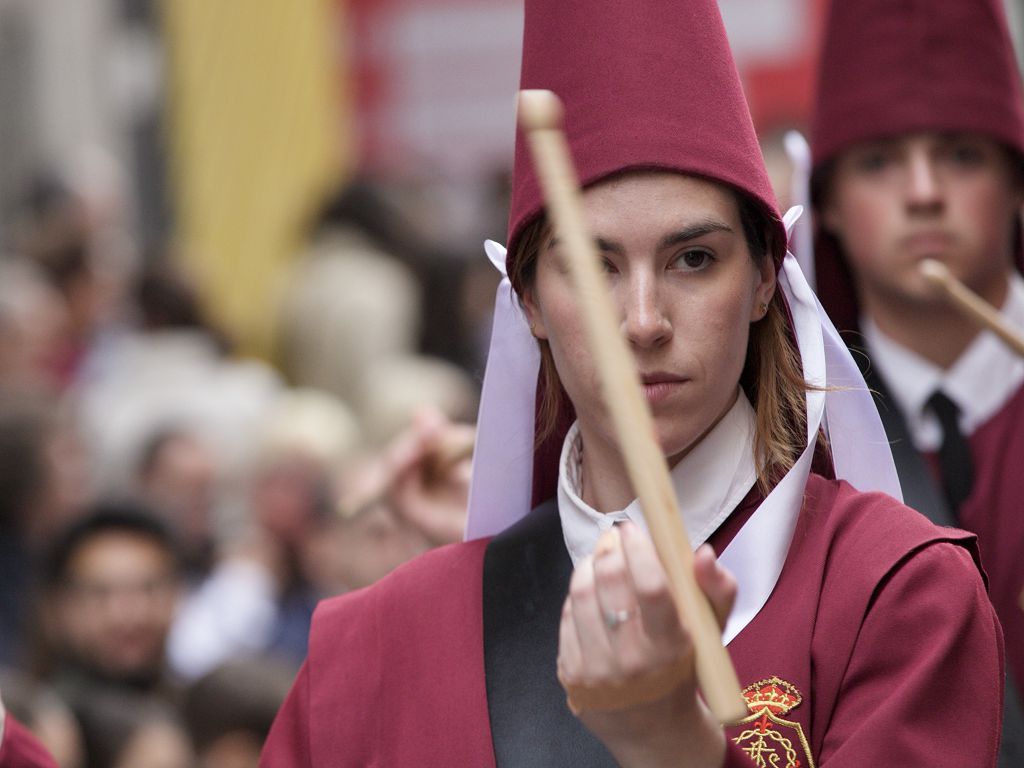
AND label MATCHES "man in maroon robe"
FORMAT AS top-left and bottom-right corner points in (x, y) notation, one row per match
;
(810, 2), (1024, 760)
(262, 0), (1005, 764)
